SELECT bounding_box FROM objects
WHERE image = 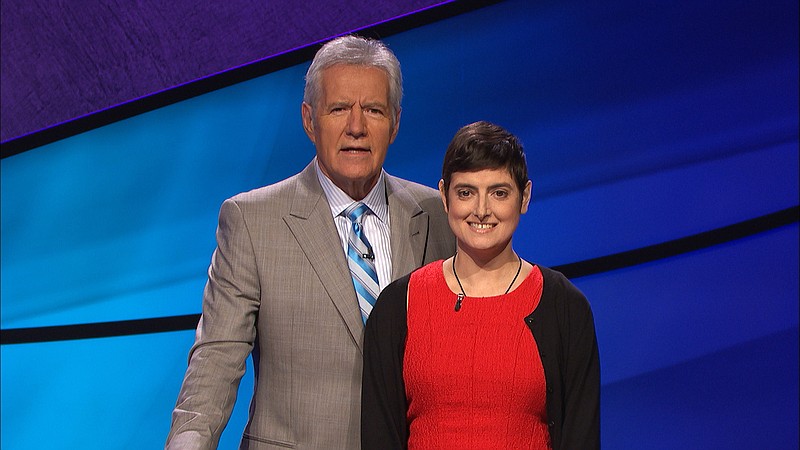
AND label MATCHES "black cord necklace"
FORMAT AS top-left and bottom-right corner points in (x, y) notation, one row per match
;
(452, 252), (523, 312)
